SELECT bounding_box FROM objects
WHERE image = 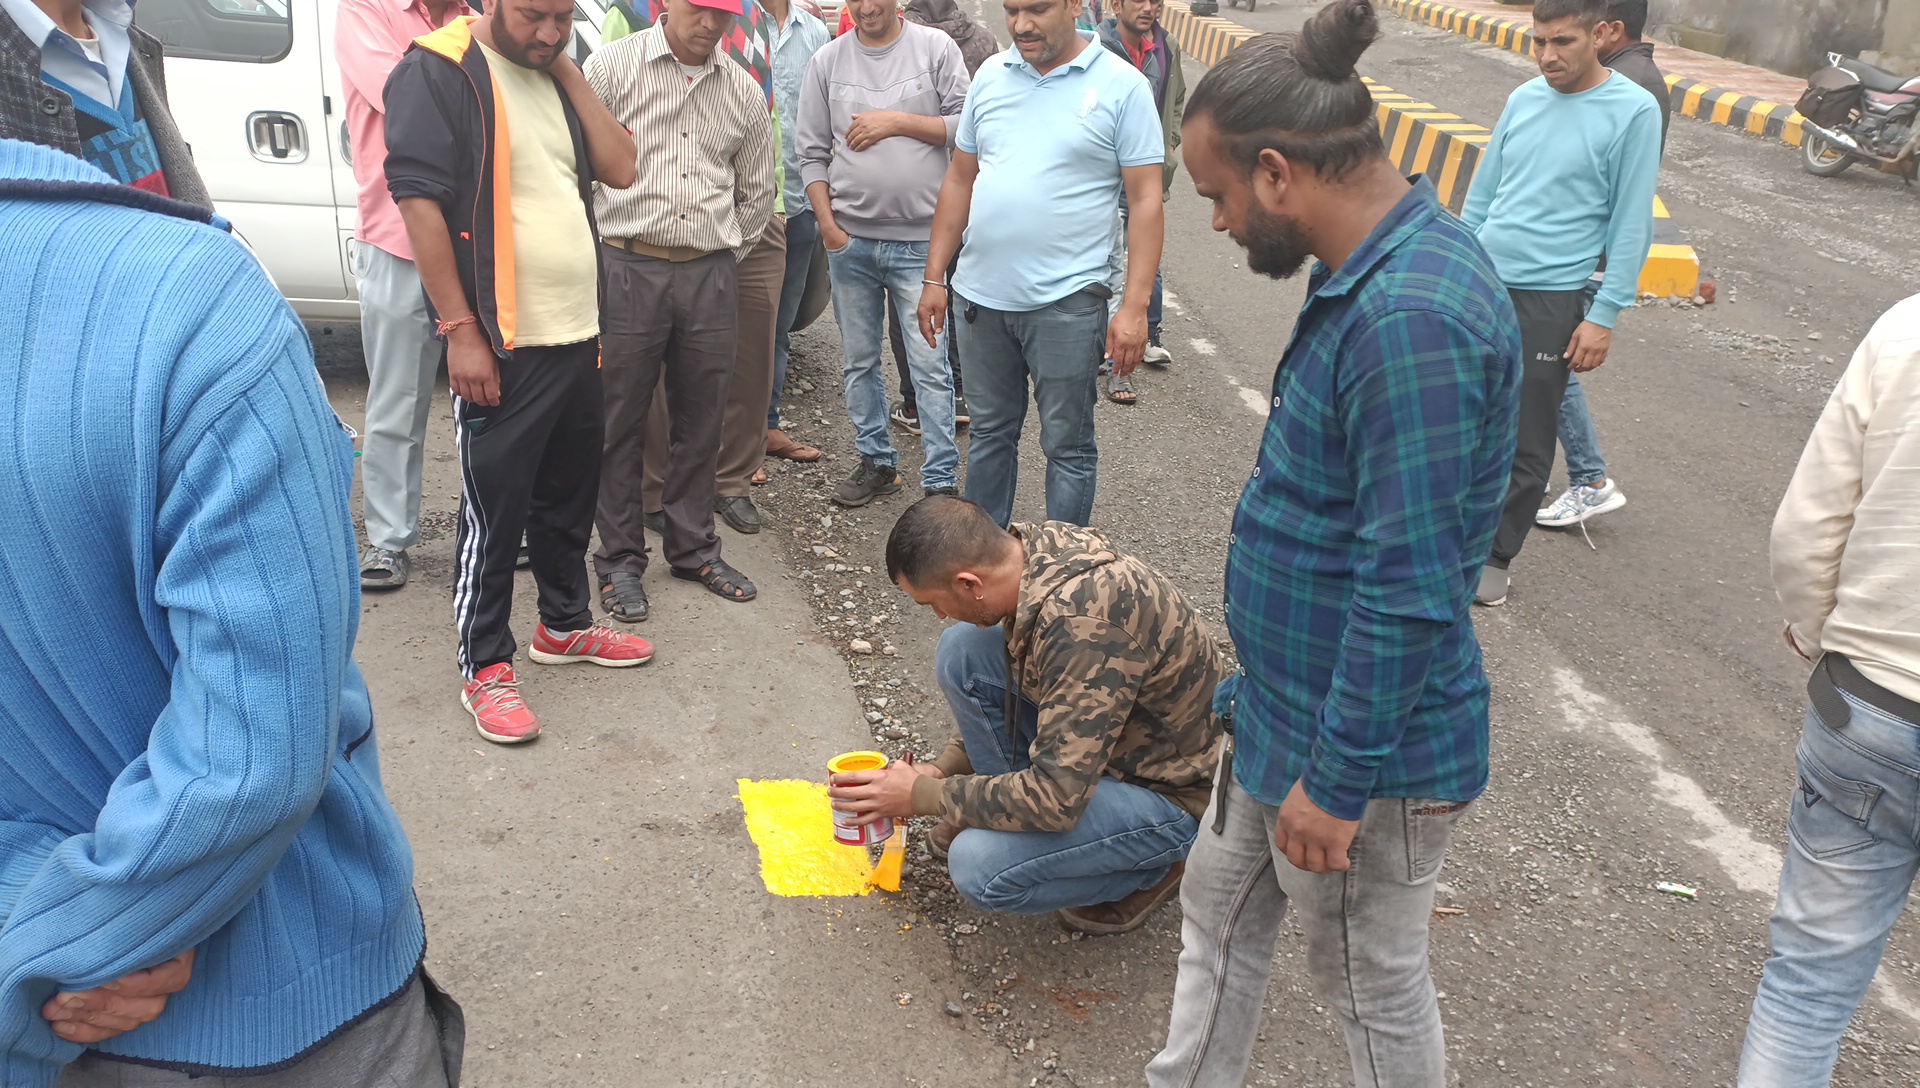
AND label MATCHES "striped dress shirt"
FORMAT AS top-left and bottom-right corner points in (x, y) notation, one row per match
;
(583, 22), (776, 261)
